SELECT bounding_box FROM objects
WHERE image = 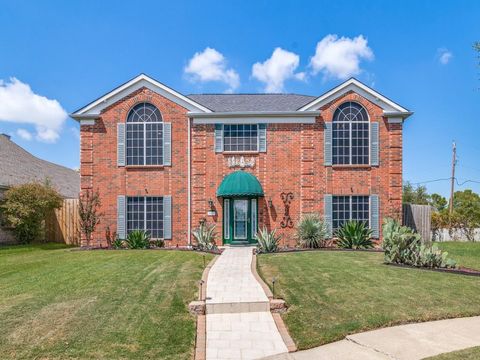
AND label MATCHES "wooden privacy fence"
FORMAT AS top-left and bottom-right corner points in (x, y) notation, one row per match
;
(402, 204), (432, 241)
(45, 198), (80, 245)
